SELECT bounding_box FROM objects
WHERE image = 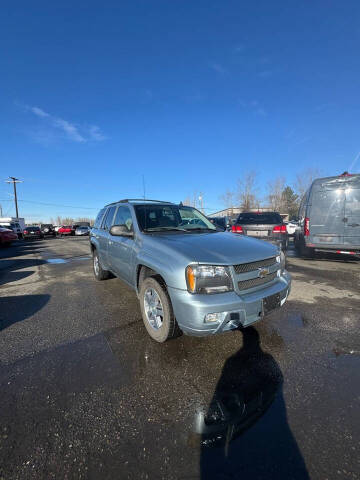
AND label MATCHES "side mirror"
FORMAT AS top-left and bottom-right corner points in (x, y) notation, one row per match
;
(110, 224), (134, 237)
